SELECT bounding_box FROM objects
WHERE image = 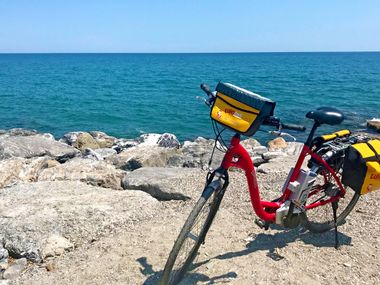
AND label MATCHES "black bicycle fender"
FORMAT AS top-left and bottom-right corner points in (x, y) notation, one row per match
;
(201, 180), (223, 199)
